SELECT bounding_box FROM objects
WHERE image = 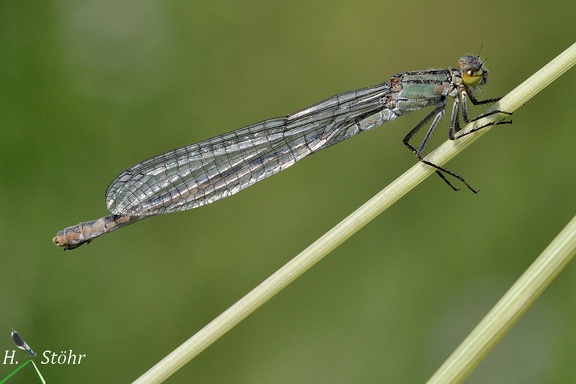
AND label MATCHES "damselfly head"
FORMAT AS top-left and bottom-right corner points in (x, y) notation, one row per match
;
(458, 55), (489, 87)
